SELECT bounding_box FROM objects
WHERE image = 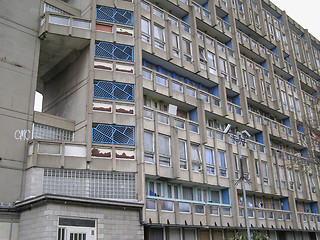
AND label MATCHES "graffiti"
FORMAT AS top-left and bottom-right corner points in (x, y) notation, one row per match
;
(14, 130), (31, 141)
